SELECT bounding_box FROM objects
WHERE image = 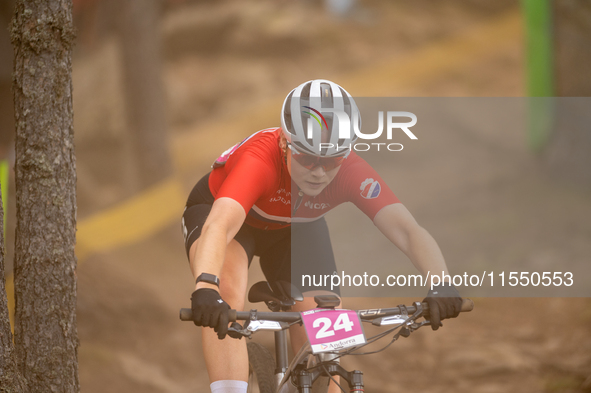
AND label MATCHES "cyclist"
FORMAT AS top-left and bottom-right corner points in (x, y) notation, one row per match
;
(182, 79), (463, 393)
